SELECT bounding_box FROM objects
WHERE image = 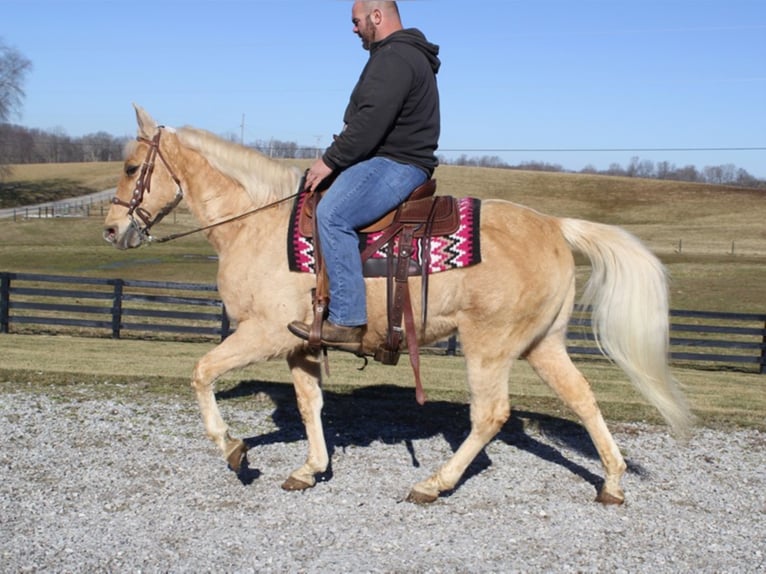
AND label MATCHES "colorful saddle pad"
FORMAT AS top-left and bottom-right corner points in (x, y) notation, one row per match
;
(287, 190), (482, 275)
